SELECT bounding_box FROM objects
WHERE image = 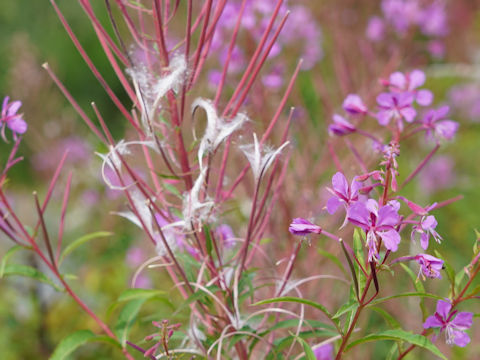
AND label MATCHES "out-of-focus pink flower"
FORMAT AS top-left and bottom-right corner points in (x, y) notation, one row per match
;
(328, 114), (356, 136)
(419, 156), (455, 193)
(343, 94), (368, 115)
(388, 70), (433, 106)
(376, 92), (416, 130)
(289, 218), (322, 236)
(313, 342), (334, 360)
(1, 96), (27, 139)
(366, 16), (385, 42)
(422, 105), (459, 141)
